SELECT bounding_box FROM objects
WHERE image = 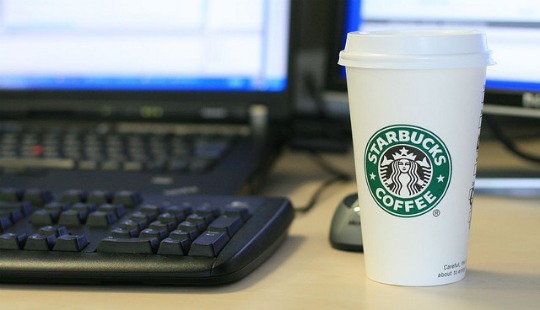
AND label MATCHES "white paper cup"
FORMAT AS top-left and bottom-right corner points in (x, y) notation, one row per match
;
(338, 30), (494, 286)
